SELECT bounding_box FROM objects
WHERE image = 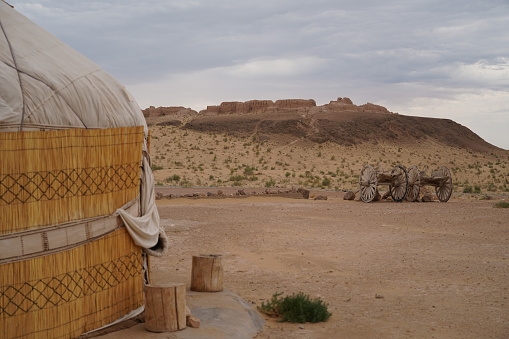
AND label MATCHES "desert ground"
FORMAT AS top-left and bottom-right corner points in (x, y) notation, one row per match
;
(148, 126), (509, 195)
(133, 119), (509, 339)
(147, 188), (509, 339)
